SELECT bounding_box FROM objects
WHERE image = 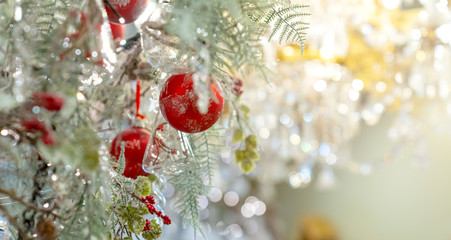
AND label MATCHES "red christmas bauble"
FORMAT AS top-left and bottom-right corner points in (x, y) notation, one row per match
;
(110, 127), (159, 179)
(105, 0), (149, 24)
(109, 23), (125, 41)
(159, 73), (224, 133)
